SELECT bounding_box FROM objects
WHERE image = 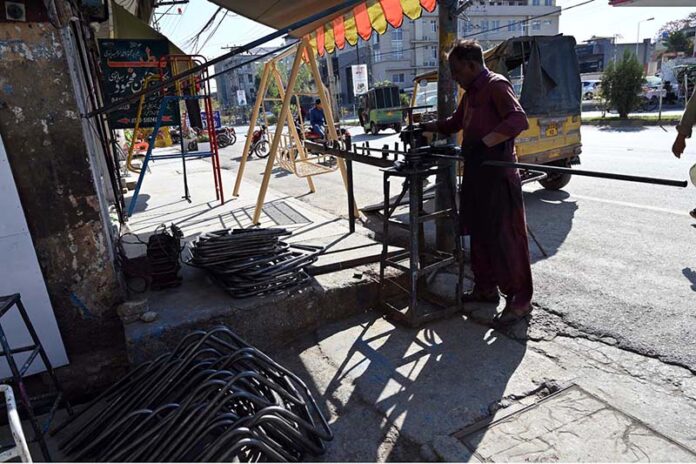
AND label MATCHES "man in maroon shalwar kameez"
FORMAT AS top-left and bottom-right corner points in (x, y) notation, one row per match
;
(423, 40), (533, 327)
